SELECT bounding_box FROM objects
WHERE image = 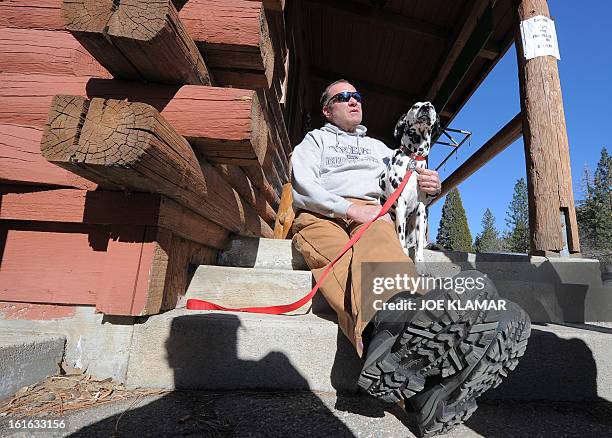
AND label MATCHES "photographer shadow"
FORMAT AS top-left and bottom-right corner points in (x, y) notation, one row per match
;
(71, 314), (356, 436)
